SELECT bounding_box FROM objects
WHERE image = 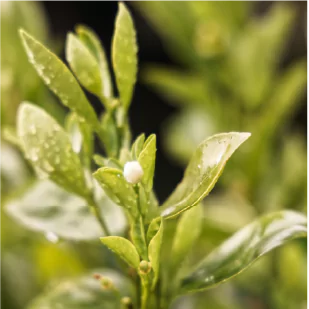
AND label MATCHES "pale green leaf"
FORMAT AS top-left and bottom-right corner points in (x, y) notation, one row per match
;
(17, 103), (89, 198)
(93, 167), (138, 218)
(66, 33), (102, 96)
(76, 24), (113, 99)
(100, 112), (119, 158)
(179, 210), (307, 294)
(19, 30), (99, 129)
(129, 216), (148, 260)
(131, 133), (145, 160)
(6, 180), (126, 240)
(27, 269), (132, 309)
(148, 217), (164, 289)
(143, 66), (207, 107)
(161, 132), (251, 218)
(138, 134), (156, 192)
(172, 205), (203, 268)
(100, 236), (140, 269)
(112, 2), (137, 109)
